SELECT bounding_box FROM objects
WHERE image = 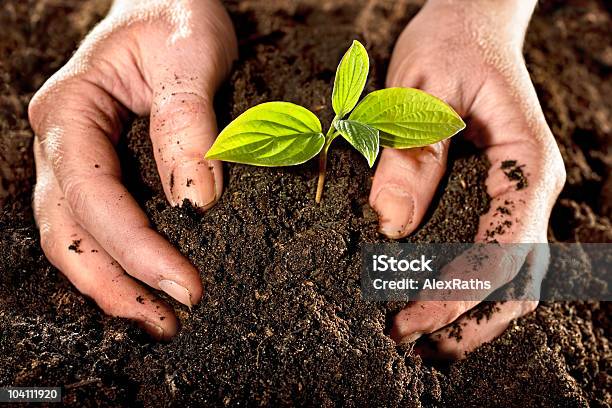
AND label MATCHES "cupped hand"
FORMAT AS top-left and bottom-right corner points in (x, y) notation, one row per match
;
(29, 0), (237, 339)
(372, 0), (566, 358)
